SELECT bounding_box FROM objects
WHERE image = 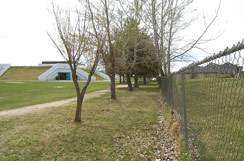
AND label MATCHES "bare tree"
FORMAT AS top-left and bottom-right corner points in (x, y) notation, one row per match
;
(48, 6), (102, 122)
(102, 0), (117, 99)
(144, 0), (221, 76)
(86, 0), (118, 99)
